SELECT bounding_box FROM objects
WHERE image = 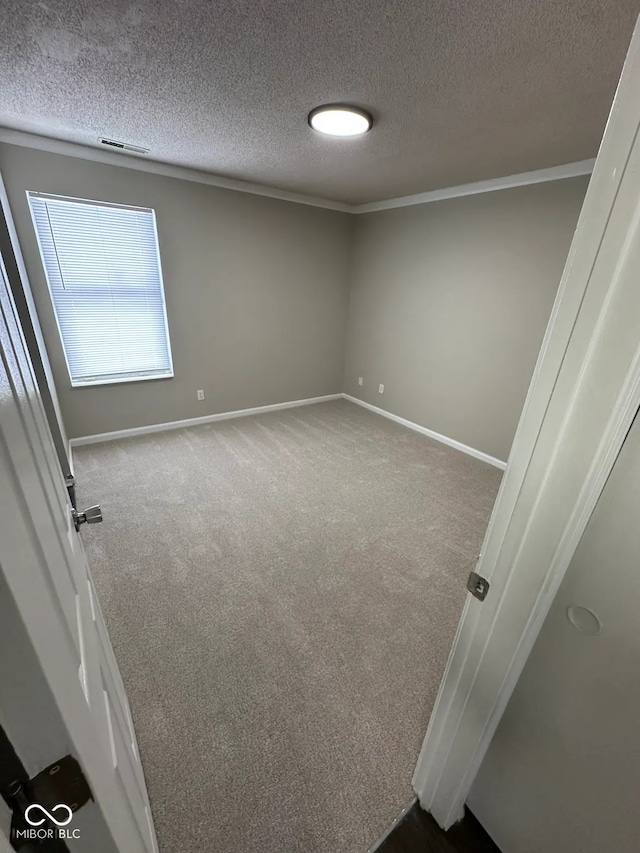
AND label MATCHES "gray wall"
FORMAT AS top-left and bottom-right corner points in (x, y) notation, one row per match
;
(344, 178), (589, 462)
(0, 143), (352, 438)
(0, 141), (588, 452)
(468, 411), (640, 853)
